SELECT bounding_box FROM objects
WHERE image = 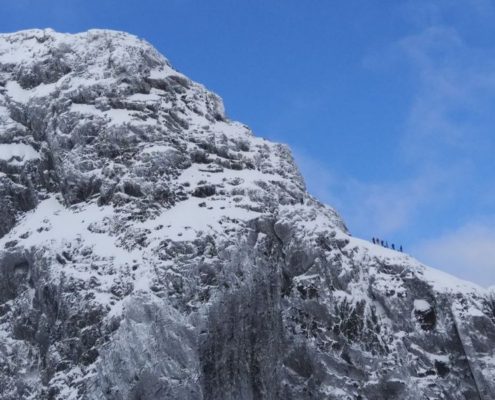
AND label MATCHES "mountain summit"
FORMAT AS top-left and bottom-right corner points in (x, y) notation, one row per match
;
(0, 29), (494, 400)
